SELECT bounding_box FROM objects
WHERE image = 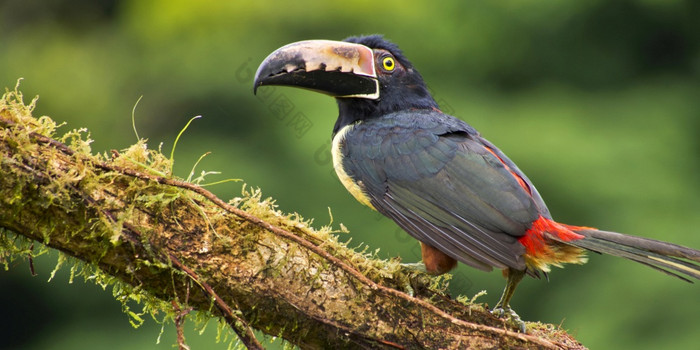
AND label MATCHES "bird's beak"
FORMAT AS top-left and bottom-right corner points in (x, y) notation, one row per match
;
(253, 40), (379, 99)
